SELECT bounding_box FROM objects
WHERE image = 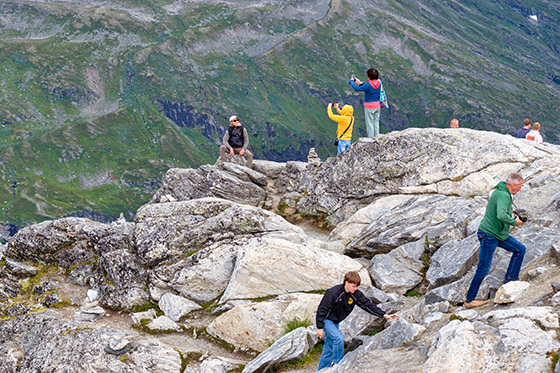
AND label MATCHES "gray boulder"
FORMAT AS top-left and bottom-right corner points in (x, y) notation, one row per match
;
(345, 195), (483, 258)
(426, 234), (479, 288)
(242, 326), (318, 373)
(368, 239), (426, 294)
(158, 292), (201, 322)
